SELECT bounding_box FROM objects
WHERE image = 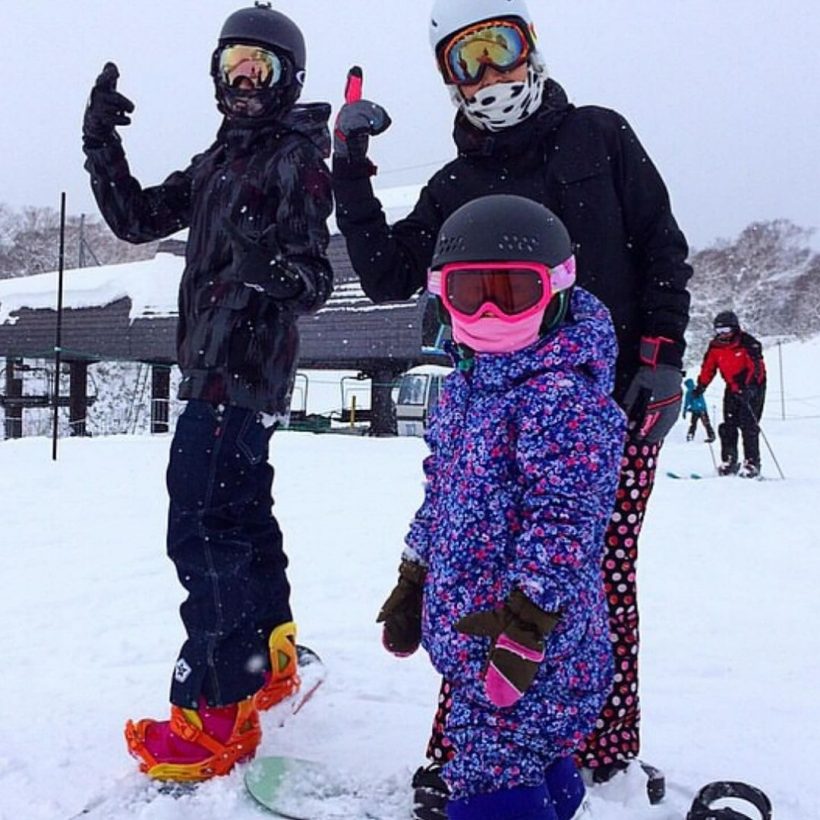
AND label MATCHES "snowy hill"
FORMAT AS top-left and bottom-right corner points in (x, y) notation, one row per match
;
(2, 338), (820, 819)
